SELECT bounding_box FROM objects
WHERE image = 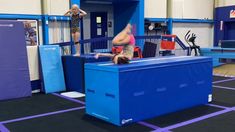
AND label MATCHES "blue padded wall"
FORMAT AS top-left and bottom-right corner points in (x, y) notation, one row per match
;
(214, 6), (235, 46)
(0, 20), (31, 101)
